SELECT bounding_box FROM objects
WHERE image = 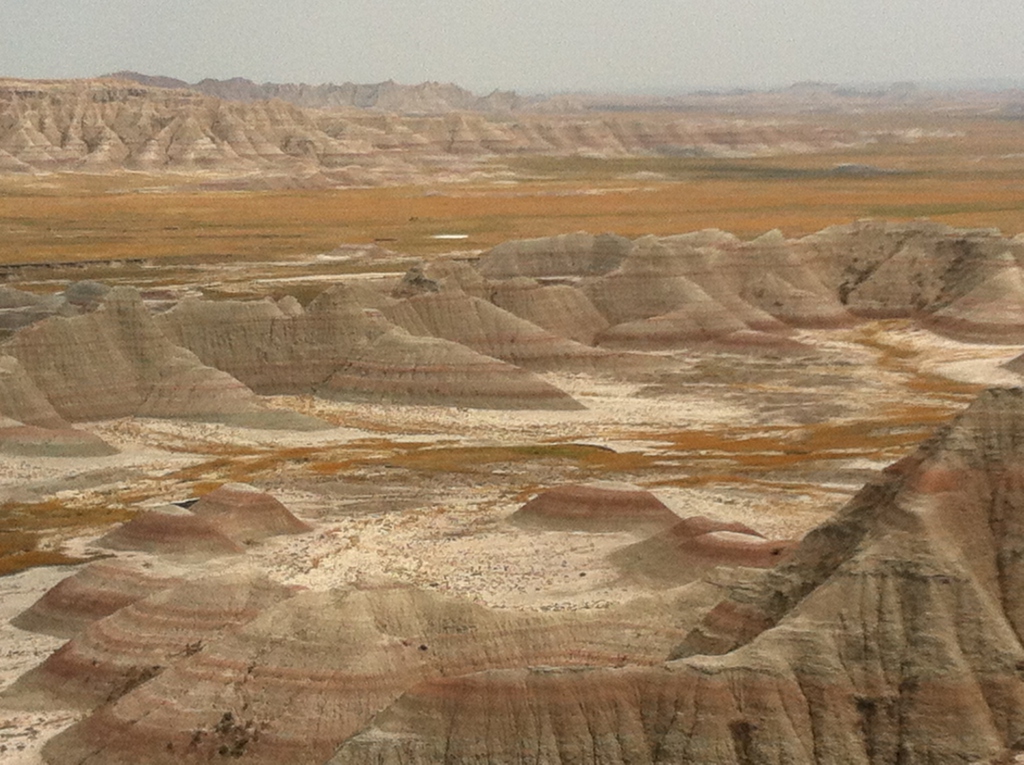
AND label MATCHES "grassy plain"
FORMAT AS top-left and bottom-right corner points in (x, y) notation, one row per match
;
(1, 111), (1023, 266)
